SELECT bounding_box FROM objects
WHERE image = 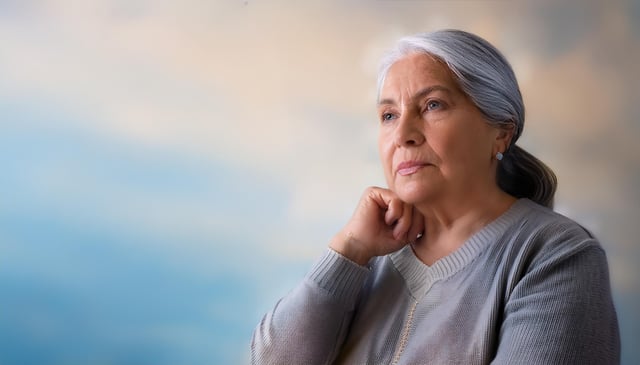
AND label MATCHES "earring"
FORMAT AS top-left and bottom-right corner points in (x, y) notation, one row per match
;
(496, 152), (504, 161)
